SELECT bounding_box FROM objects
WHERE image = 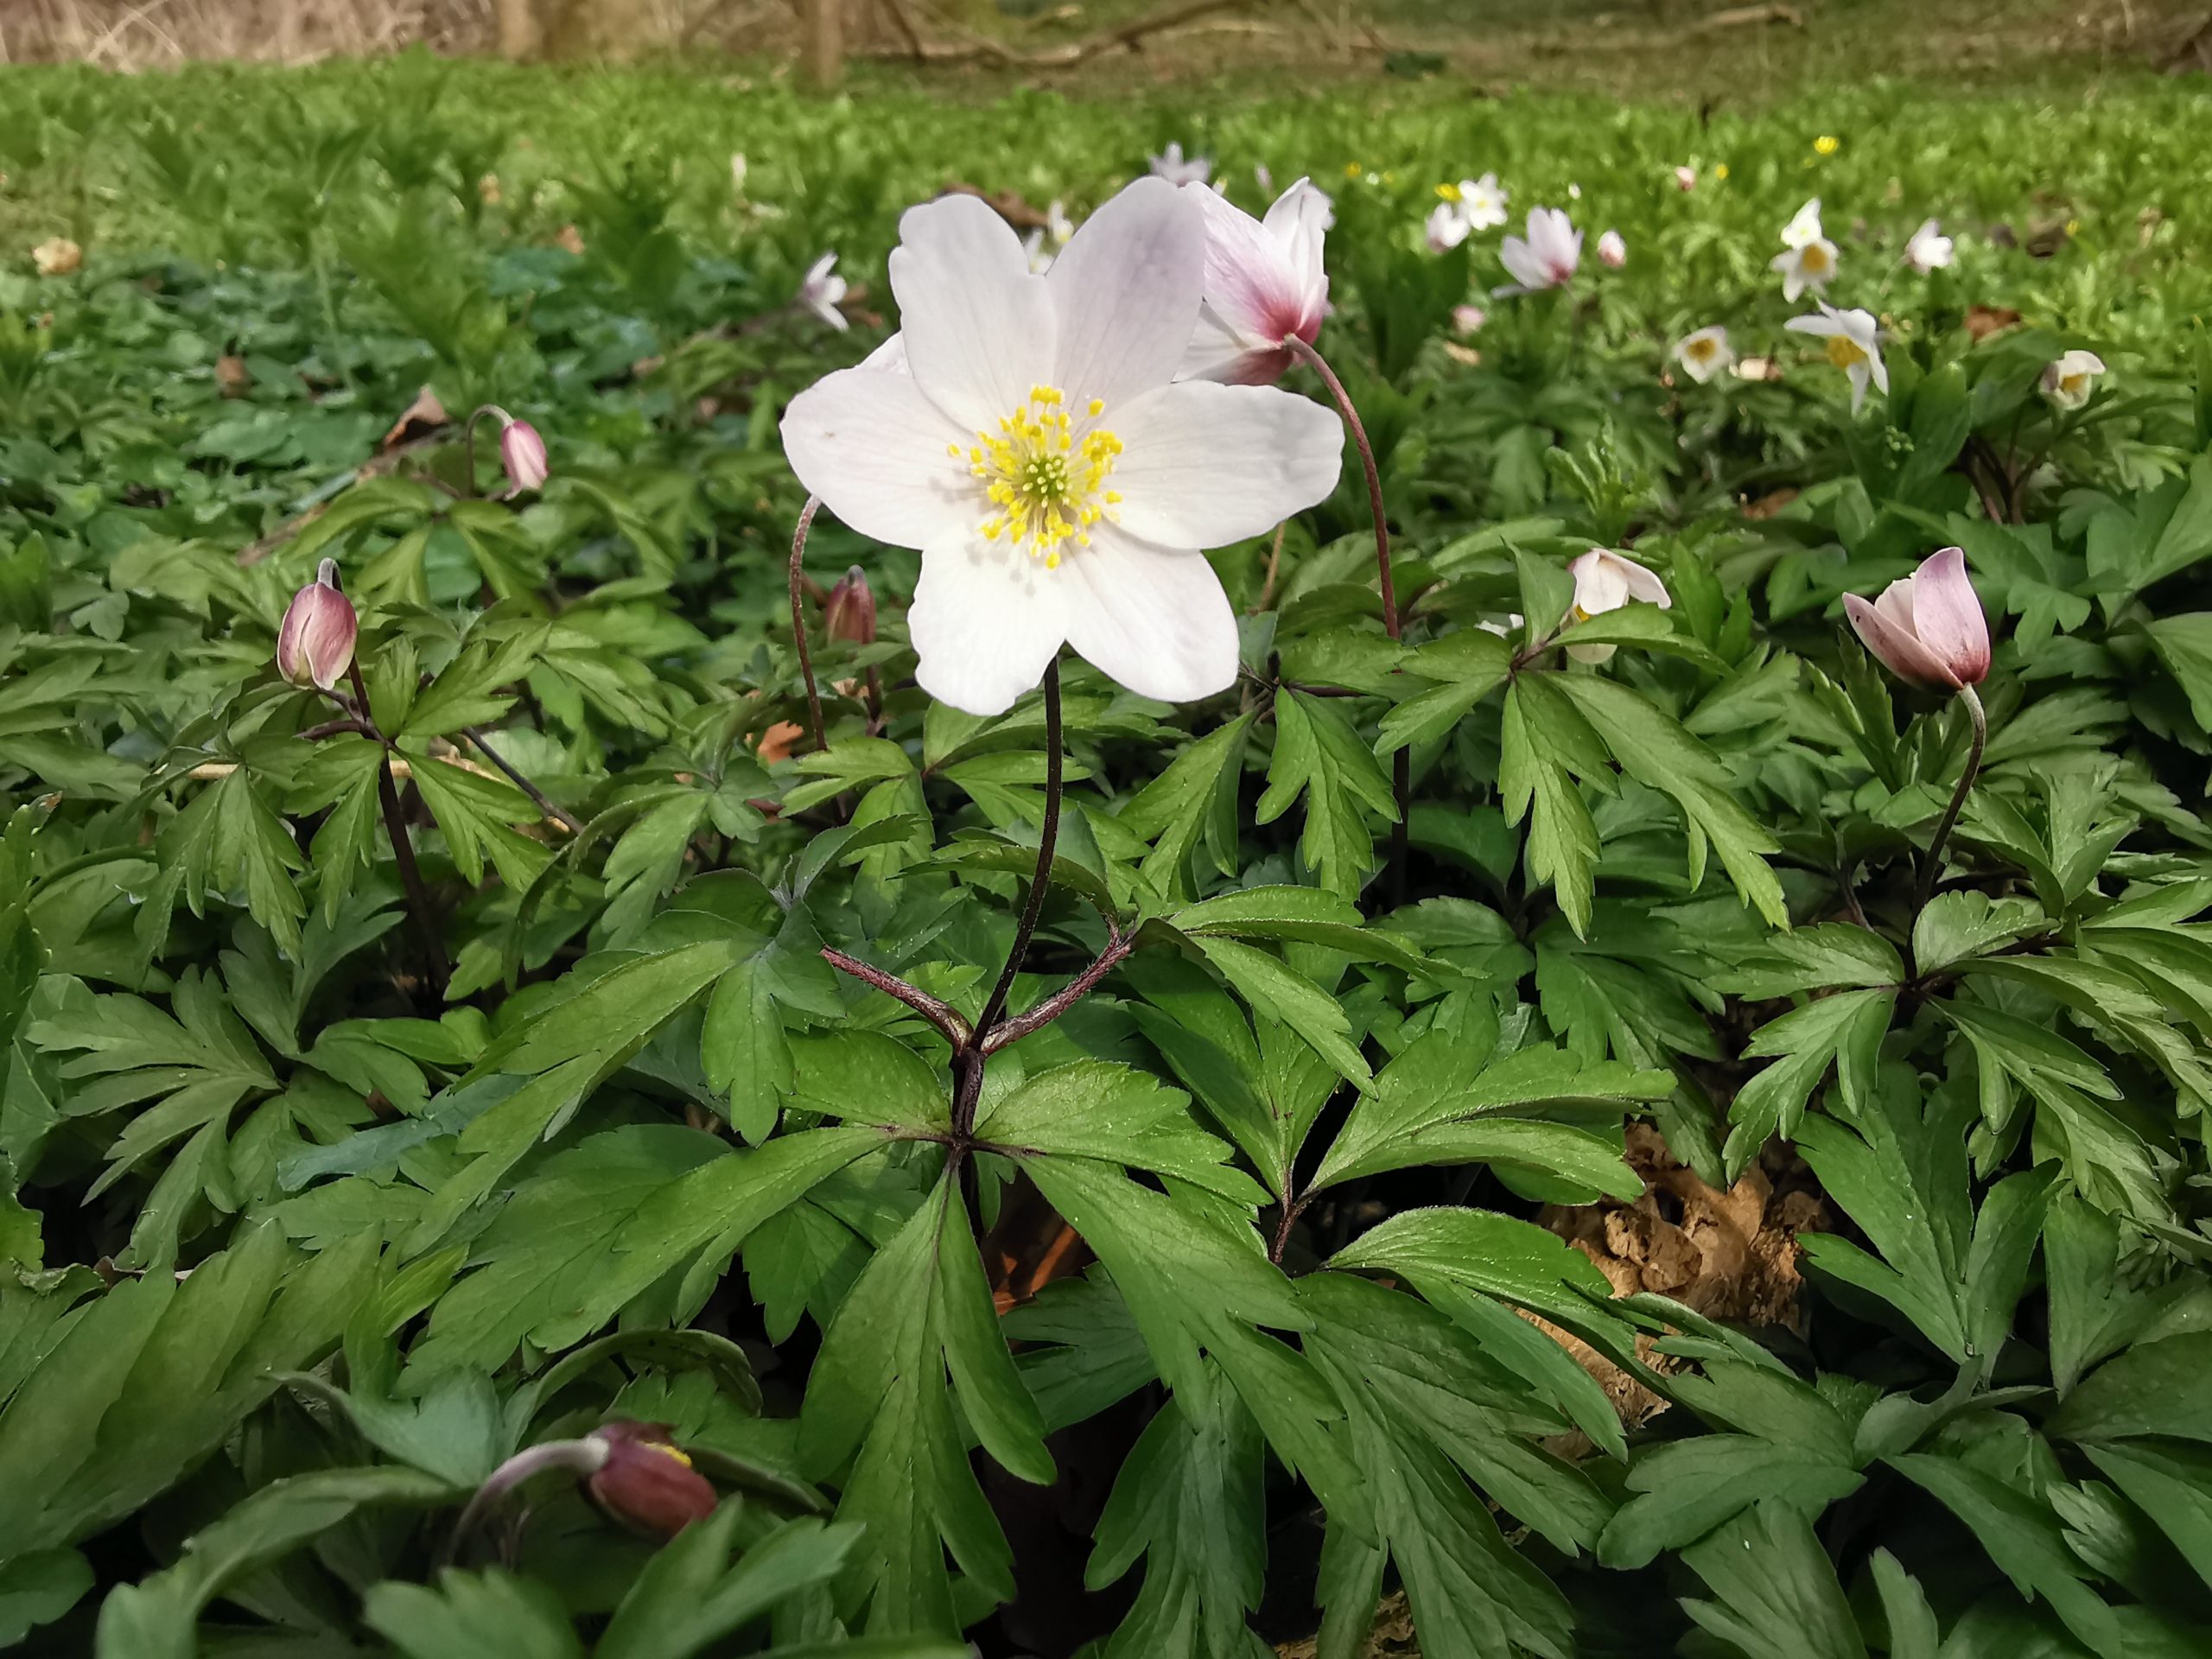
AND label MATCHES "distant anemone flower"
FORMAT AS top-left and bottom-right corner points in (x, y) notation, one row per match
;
(1672, 325), (1735, 385)
(779, 180), (1341, 716)
(1180, 176), (1332, 386)
(1771, 235), (1839, 302)
(1843, 546), (1988, 690)
(1497, 207), (1581, 295)
(1565, 548), (1671, 664)
(1024, 200), (1077, 274)
(1674, 165), (1698, 192)
(1452, 304), (1487, 335)
(2040, 349), (2106, 410)
(276, 560), (358, 692)
(1904, 218), (1955, 273)
(1457, 173), (1510, 232)
(1426, 202), (1471, 253)
(1255, 162), (1274, 194)
(496, 413), (550, 493)
(1780, 199), (1825, 250)
(798, 252), (849, 330)
(1596, 229), (1627, 269)
(1148, 143), (1211, 187)
(1787, 302), (1887, 412)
